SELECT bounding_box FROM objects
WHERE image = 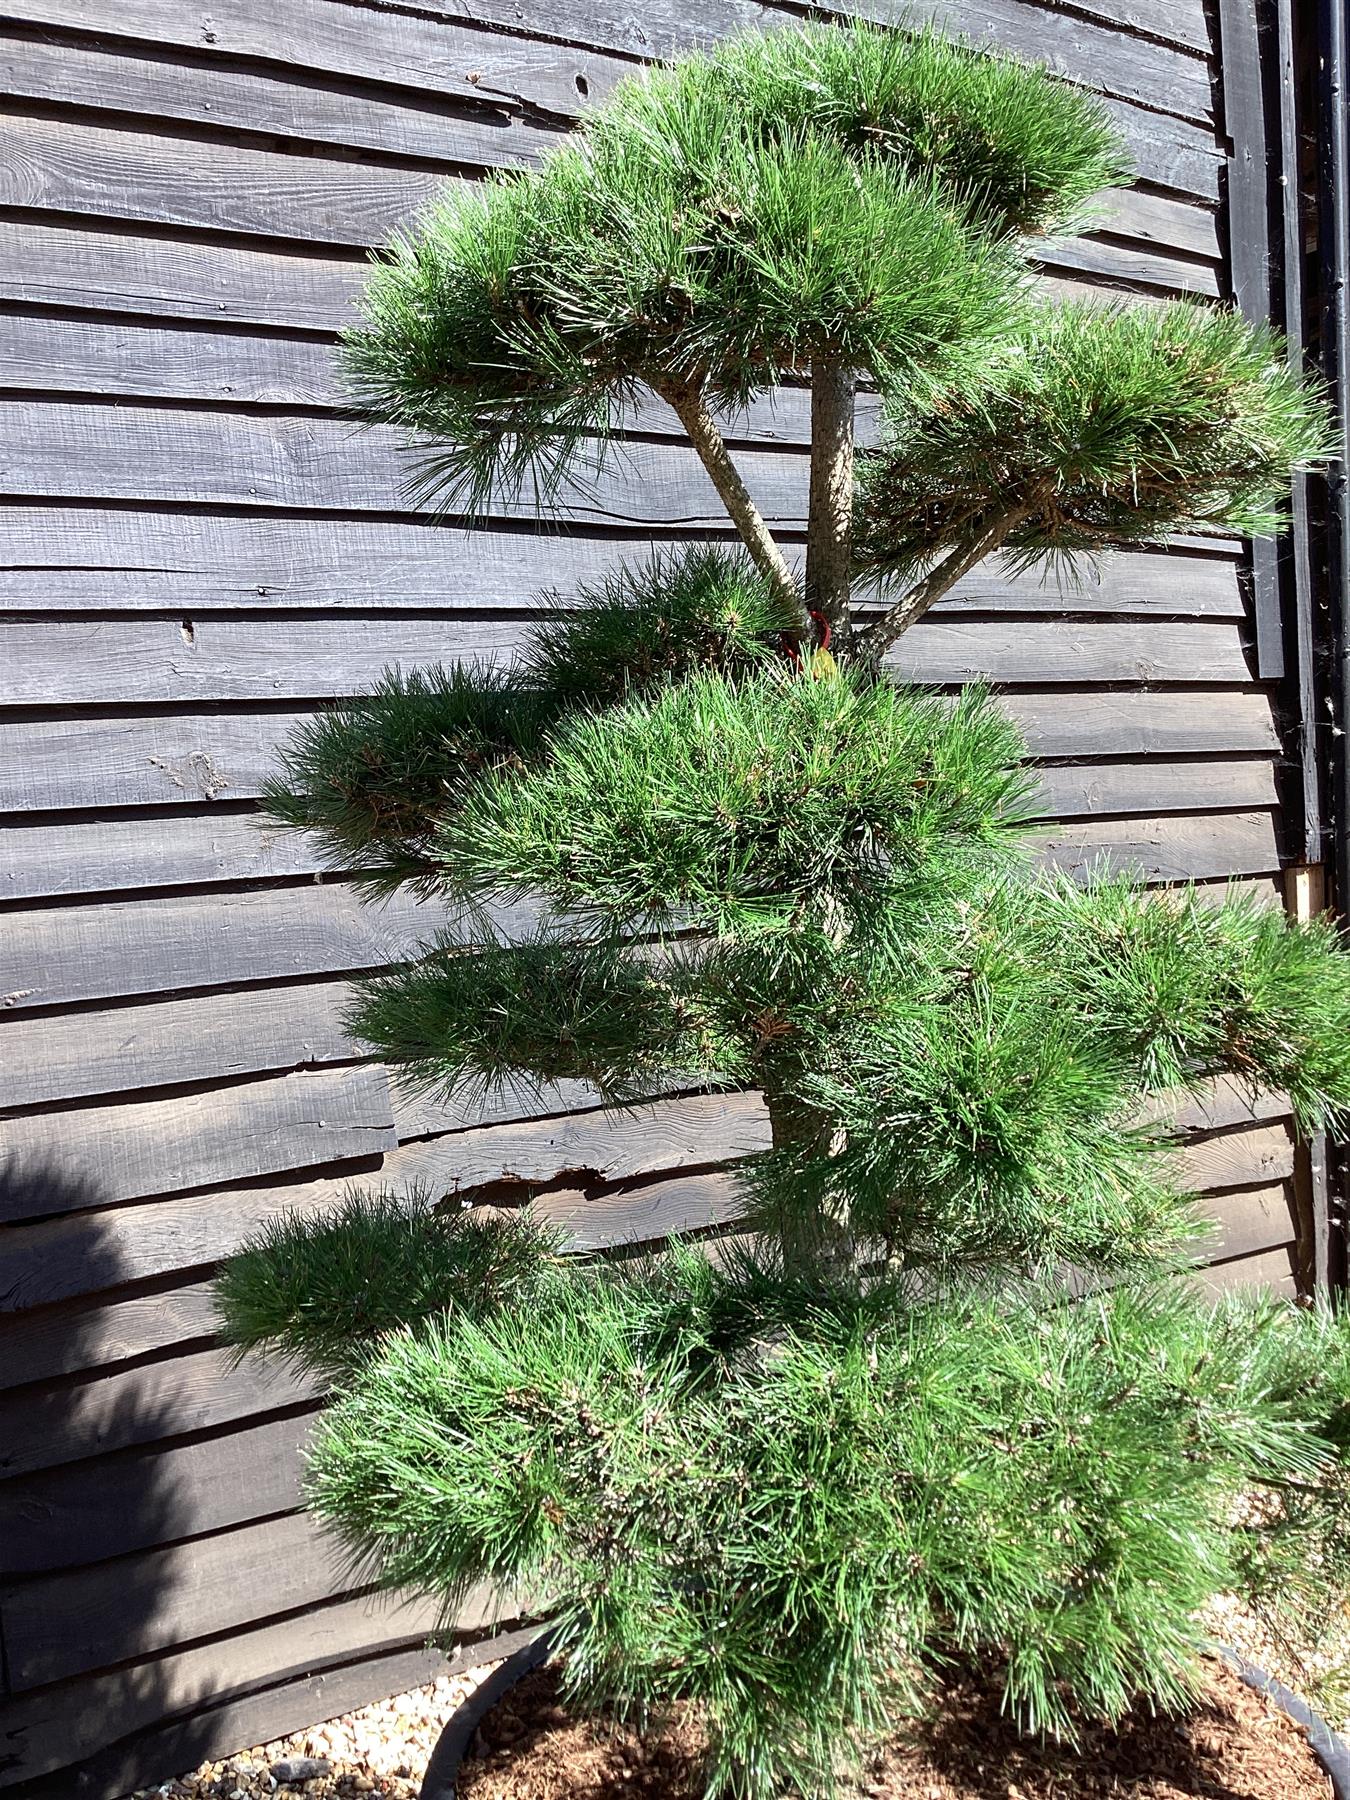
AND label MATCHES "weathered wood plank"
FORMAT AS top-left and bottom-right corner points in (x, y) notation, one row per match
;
(0, 401), (815, 519)
(0, 1091), (733, 1309)
(0, 110), (1213, 263)
(1198, 1243), (1298, 1296)
(0, 115), (461, 246)
(0, 1345), (321, 1477)
(1033, 759), (1279, 821)
(0, 884), (452, 1009)
(2, 0), (632, 124)
(0, 230), (1196, 362)
(0, 690), (1278, 818)
(1204, 1182), (1297, 1263)
(1180, 1122), (1296, 1193)
(0, 1411), (314, 1575)
(0, 32), (567, 172)
(888, 620), (1254, 686)
(1035, 232), (1218, 297)
(1034, 811), (1282, 882)
(1, 810), (330, 900)
(0, 219), (370, 331)
(0, 1064), (396, 1221)
(356, 0), (1217, 125)
(0, 500), (1242, 613)
(0, 980), (354, 1111)
(0, 616), (1257, 707)
(0, 1593), (508, 1795)
(391, 1088), (767, 1183)
(0, 319), (832, 447)
(0, 1277), (223, 1390)
(0, 757), (1277, 903)
(1, 0), (1216, 124)
(999, 690), (1278, 758)
(1, 1509), (349, 1688)
(0, 617), (527, 706)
